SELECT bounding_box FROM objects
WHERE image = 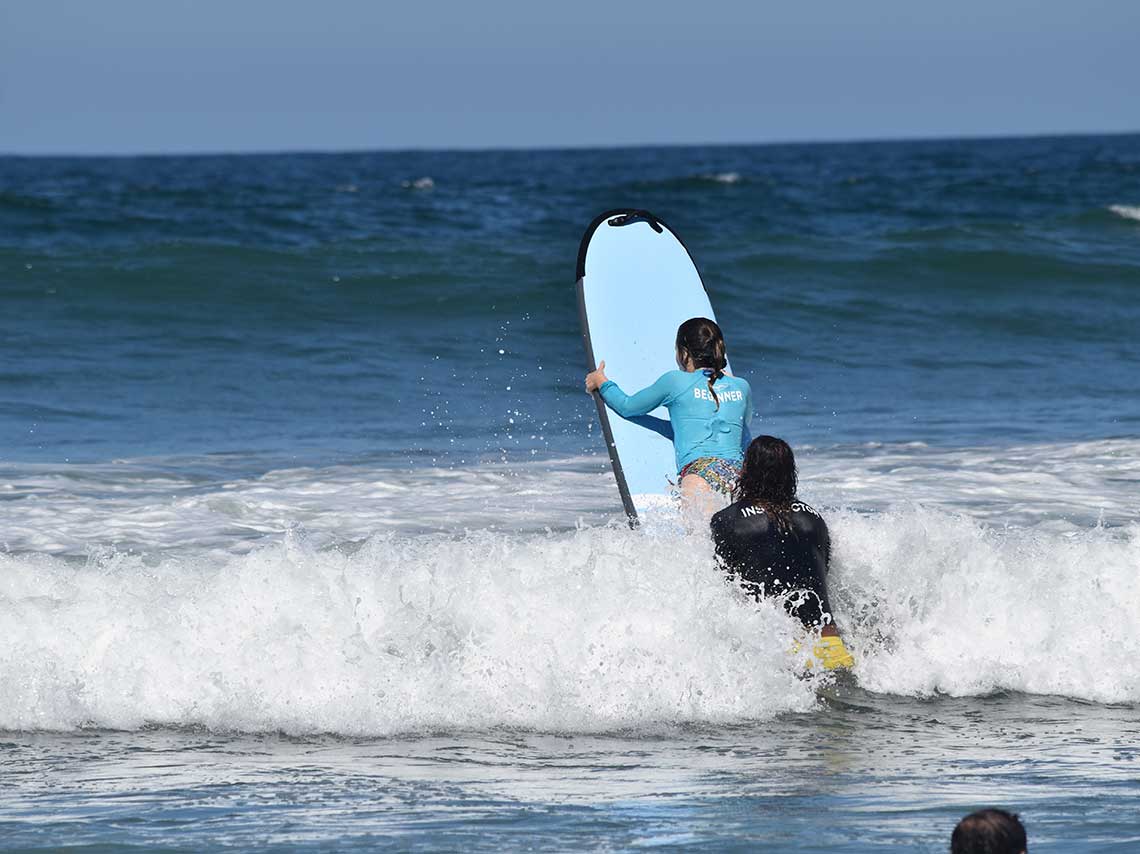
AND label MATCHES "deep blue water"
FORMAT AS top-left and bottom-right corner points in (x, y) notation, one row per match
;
(3, 134), (1139, 469)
